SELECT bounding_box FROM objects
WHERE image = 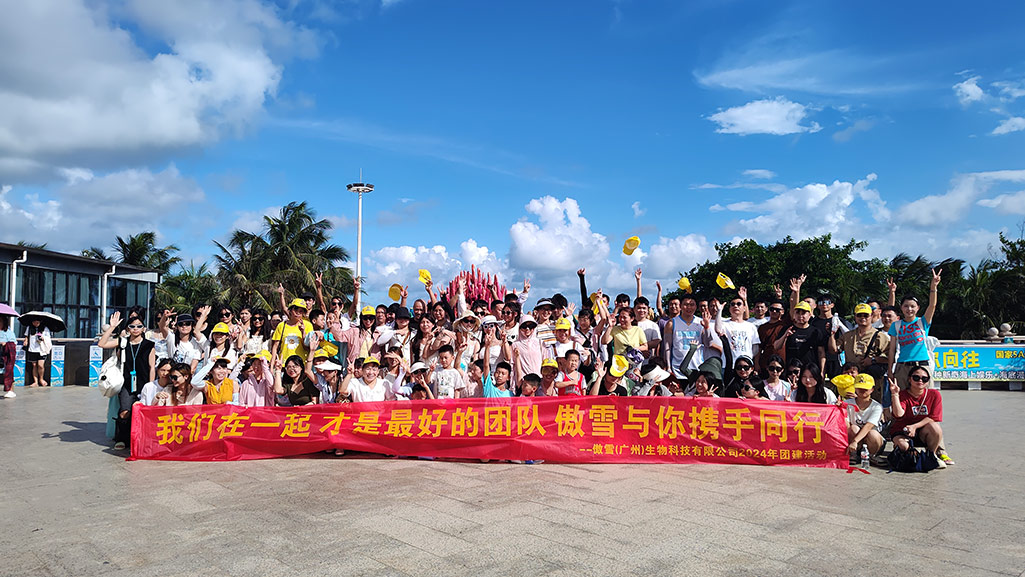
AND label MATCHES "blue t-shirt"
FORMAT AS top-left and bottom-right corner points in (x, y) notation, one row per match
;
(889, 317), (930, 362)
(482, 374), (513, 398)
